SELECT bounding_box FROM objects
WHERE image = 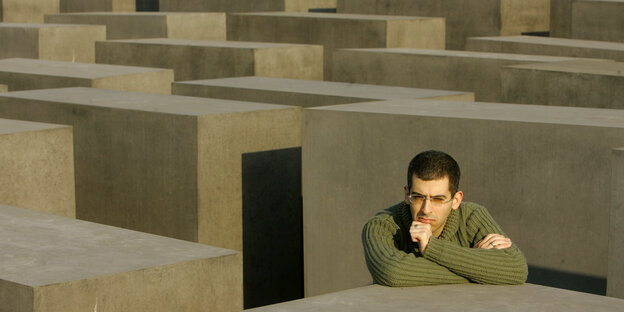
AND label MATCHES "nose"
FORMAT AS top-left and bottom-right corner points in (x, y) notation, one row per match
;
(420, 199), (433, 214)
